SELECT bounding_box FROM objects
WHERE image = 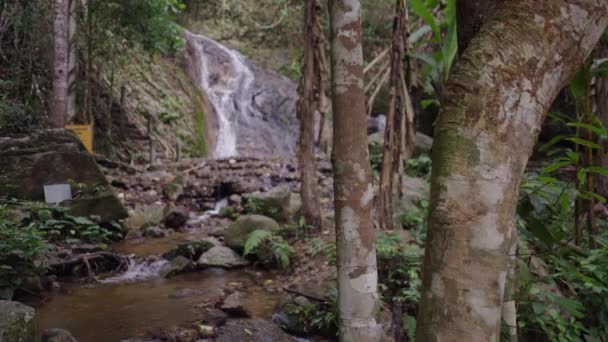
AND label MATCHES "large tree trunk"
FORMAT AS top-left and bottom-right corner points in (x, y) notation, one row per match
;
(298, 0), (324, 230)
(456, 0), (503, 54)
(416, 1), (608, 341)
(329, 0), (381, 340)
(50, 0), (70, 128)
